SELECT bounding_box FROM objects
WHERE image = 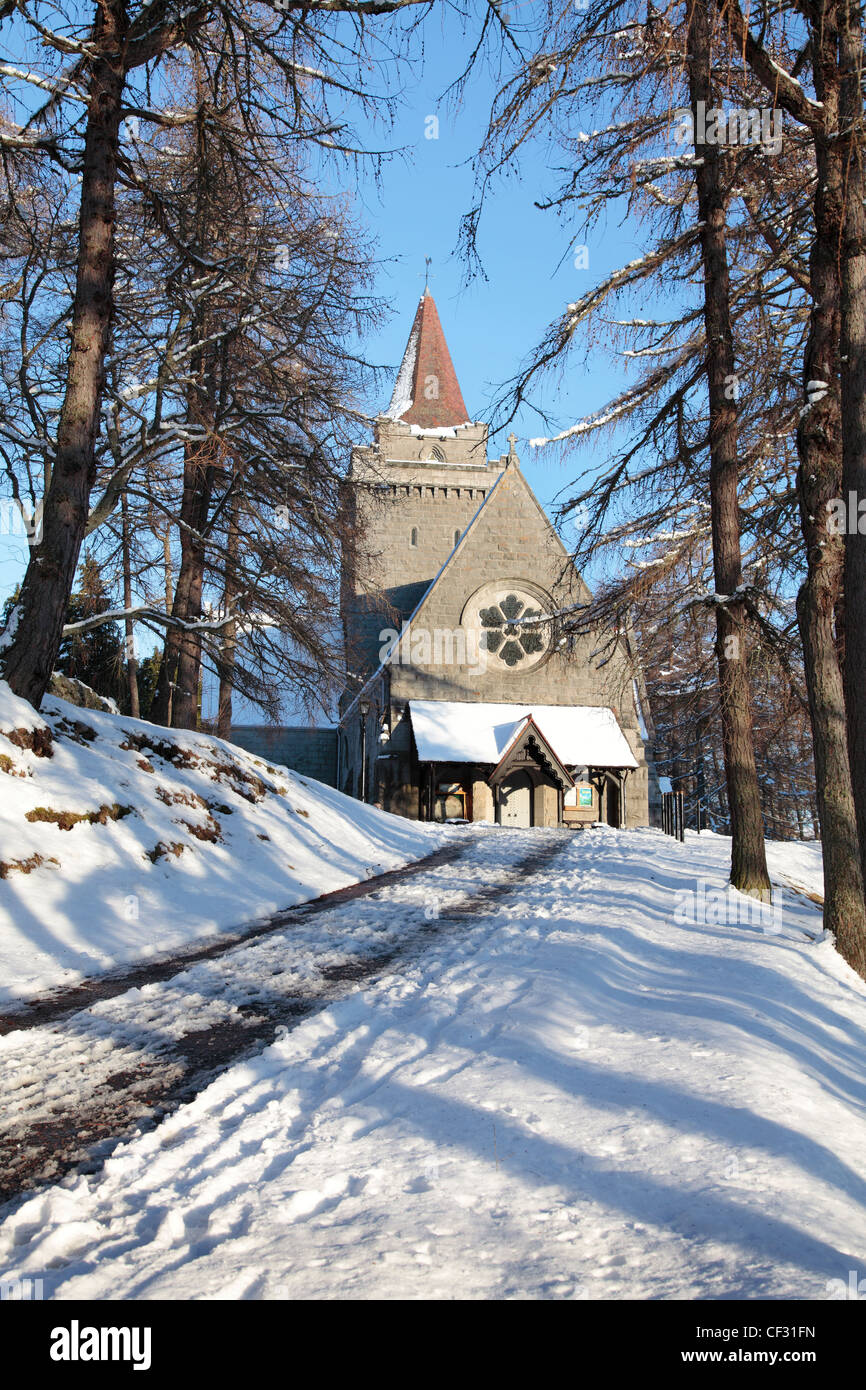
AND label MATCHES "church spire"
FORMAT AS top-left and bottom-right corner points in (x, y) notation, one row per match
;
(385, 290), (470, 430)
